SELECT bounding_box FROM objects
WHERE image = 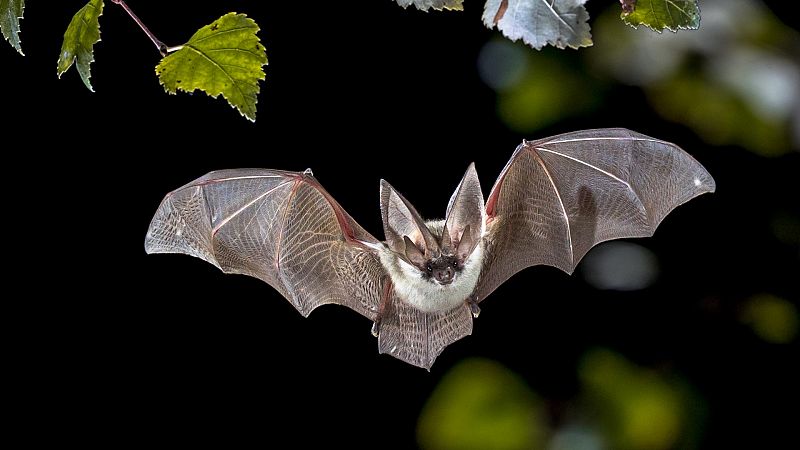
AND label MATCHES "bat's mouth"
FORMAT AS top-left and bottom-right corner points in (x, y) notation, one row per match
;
(435, 279), (454, 286)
